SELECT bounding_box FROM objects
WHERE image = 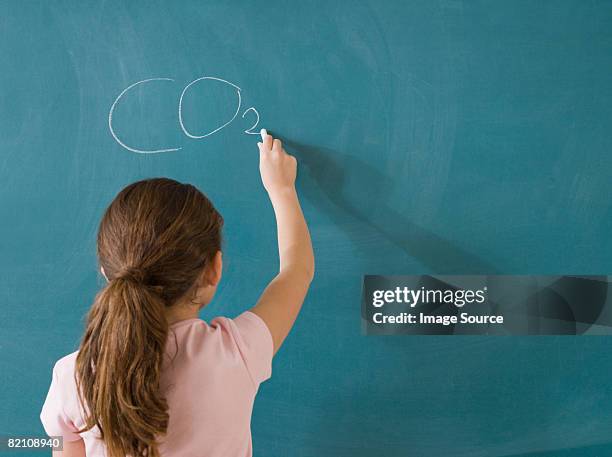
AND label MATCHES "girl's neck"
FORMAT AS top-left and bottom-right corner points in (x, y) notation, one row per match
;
(165, 303), (201, 325)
